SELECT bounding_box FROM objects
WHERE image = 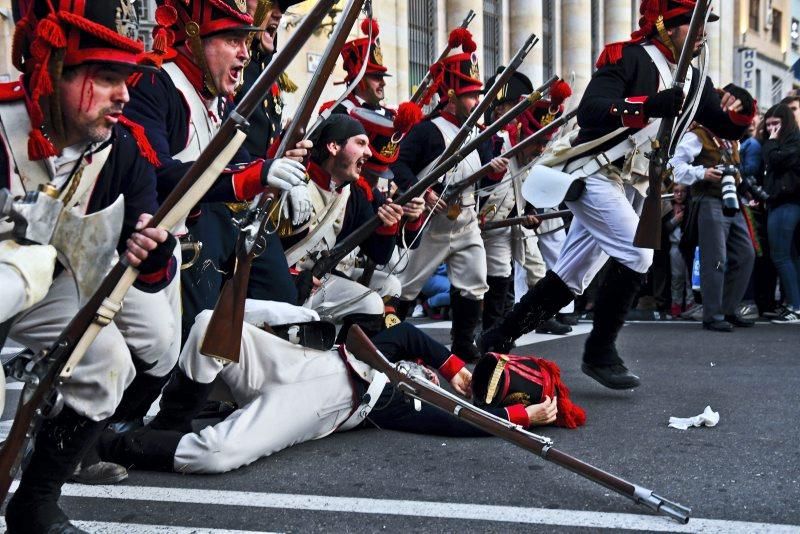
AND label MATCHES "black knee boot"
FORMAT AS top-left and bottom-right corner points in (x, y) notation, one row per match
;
(449, 289), (482, 362)
(72, 370), (170, 485)
(6, 406), (105, 534)
(482, 276), (512, 332)
(148, 370), (214, 432)
(479, 271), (574, 353)
(581, 259), (642, 389)
(97, 427), (184, 473)
(394, 299), (415, 321)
